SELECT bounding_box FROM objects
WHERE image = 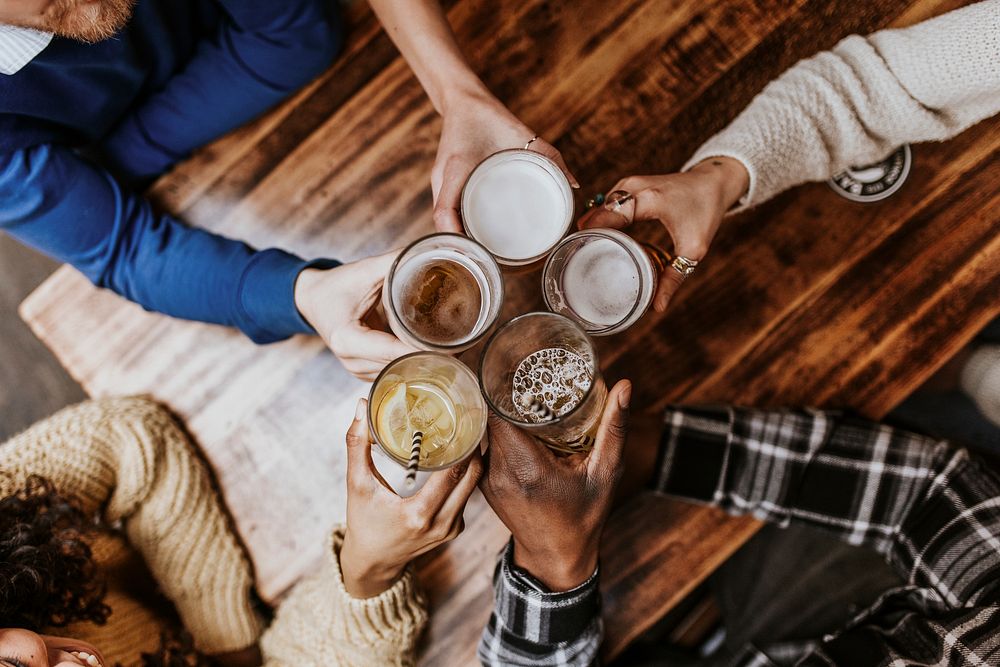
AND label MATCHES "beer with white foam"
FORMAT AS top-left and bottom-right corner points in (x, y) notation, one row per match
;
(543, 229), (661, 335)
(461, 150), (574, 266)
